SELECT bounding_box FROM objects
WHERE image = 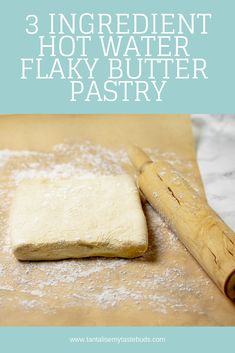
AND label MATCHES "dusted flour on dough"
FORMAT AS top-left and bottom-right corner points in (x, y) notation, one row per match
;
(9, 175), (148, 260)
(0, 142), (221, 325)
